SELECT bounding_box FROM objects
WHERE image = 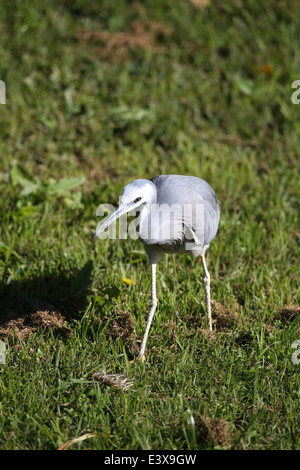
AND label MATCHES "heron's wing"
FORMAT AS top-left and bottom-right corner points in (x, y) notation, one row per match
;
(193, 189), (220, 245)
(139, 202), (185, 246)
(151, 175), (220, 245)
